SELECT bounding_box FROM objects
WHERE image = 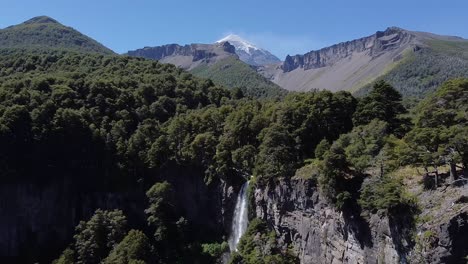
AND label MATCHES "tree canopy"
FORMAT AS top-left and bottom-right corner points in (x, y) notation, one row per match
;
(353, 81), (409, 136)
